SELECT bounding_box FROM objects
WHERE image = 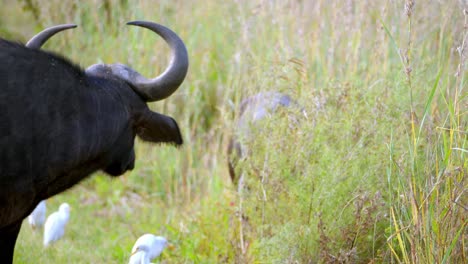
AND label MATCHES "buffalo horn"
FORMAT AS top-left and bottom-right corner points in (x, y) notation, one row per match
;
(113, 21), (189, 101)
(26, 24), (77, 49)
